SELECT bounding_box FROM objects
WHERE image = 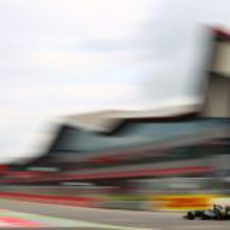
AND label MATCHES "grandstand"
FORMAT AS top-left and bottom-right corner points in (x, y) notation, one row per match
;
(1, 27), (229, 196)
